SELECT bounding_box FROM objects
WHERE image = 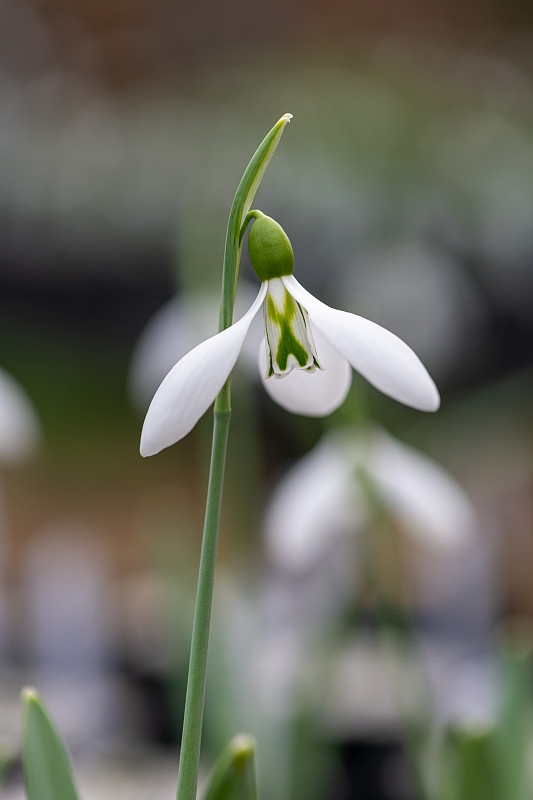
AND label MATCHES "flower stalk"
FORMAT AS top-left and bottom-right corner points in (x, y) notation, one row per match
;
(175, 114), (293, 800)
(175, 407), (230, 800)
